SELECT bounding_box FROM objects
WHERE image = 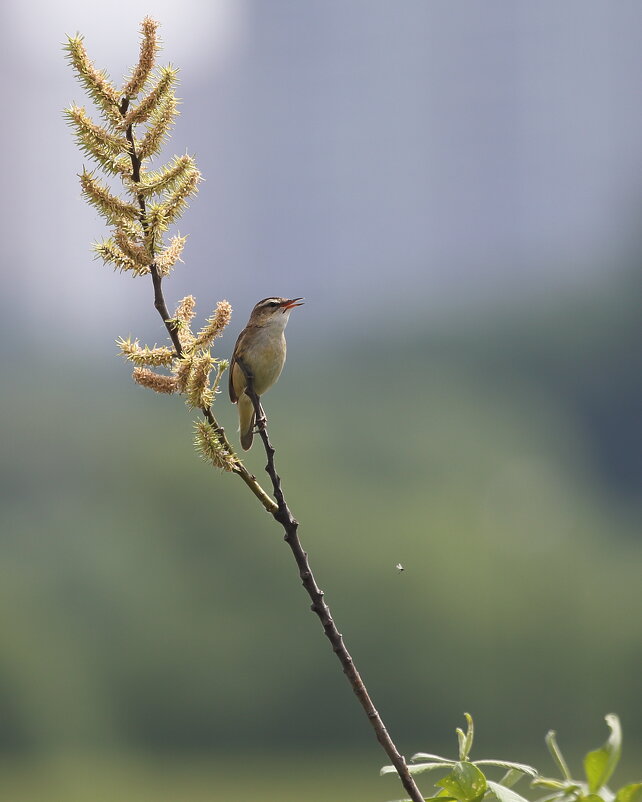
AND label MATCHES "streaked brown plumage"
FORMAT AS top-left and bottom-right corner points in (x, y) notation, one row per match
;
(229, 297), (303, 450)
